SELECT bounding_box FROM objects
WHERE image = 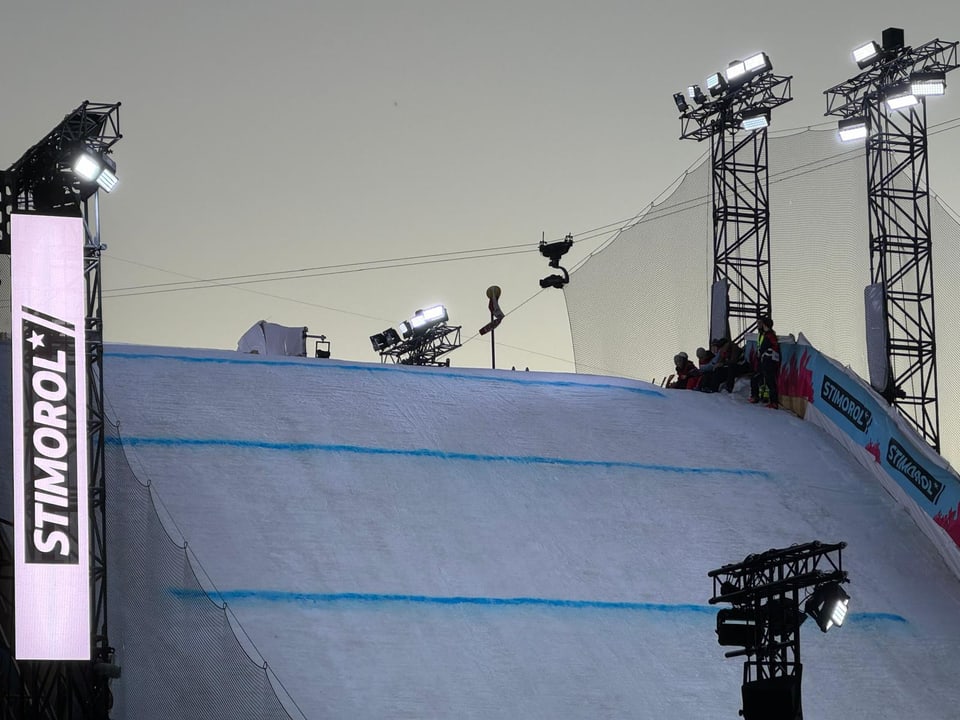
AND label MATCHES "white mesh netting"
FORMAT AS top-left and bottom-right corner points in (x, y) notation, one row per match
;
(565, 126), (960, 468)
